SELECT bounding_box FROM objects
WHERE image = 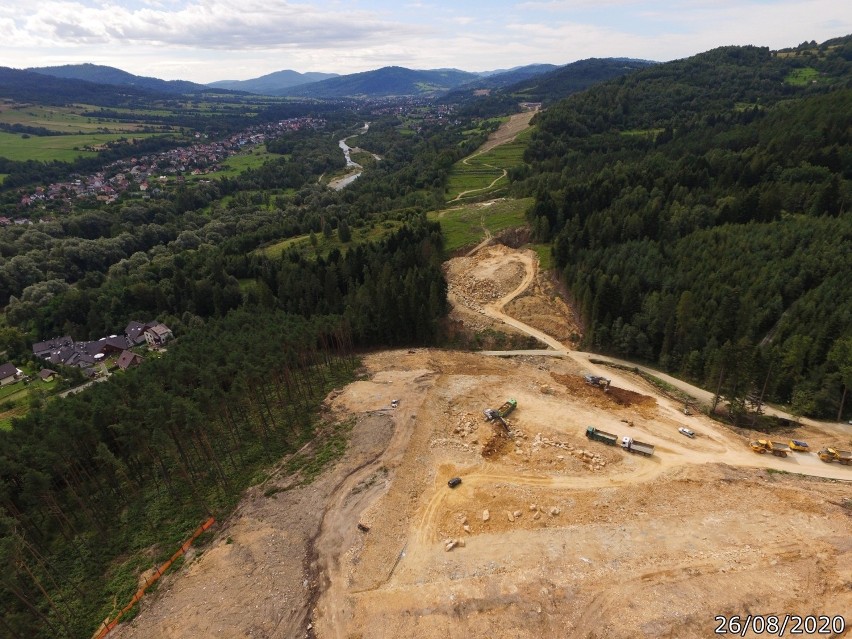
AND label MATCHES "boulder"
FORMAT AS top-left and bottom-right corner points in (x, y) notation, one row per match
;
(507, 511), (515, 522)
(482, 509), (490, 522)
